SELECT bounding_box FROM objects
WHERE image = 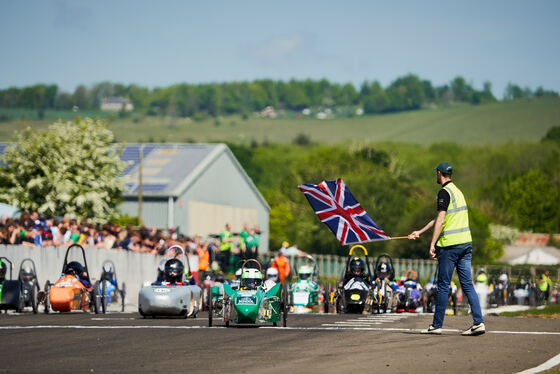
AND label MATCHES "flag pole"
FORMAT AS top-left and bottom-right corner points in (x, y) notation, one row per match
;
(389, 236), (409, 240)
